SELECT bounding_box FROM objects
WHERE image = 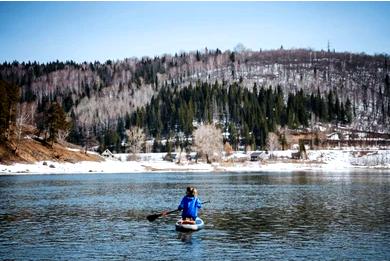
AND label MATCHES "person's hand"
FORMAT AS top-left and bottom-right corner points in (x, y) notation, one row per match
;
(161, 211), (168, 216)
